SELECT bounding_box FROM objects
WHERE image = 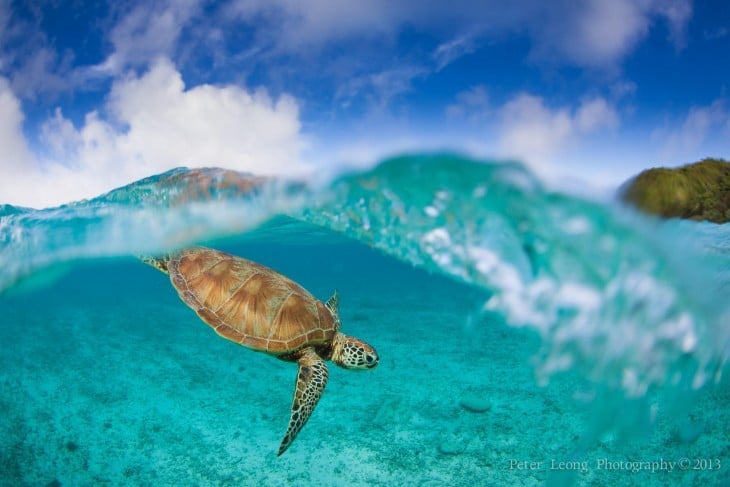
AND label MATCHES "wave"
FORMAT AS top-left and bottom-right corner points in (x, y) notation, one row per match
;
(2, 154), (728, 398)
